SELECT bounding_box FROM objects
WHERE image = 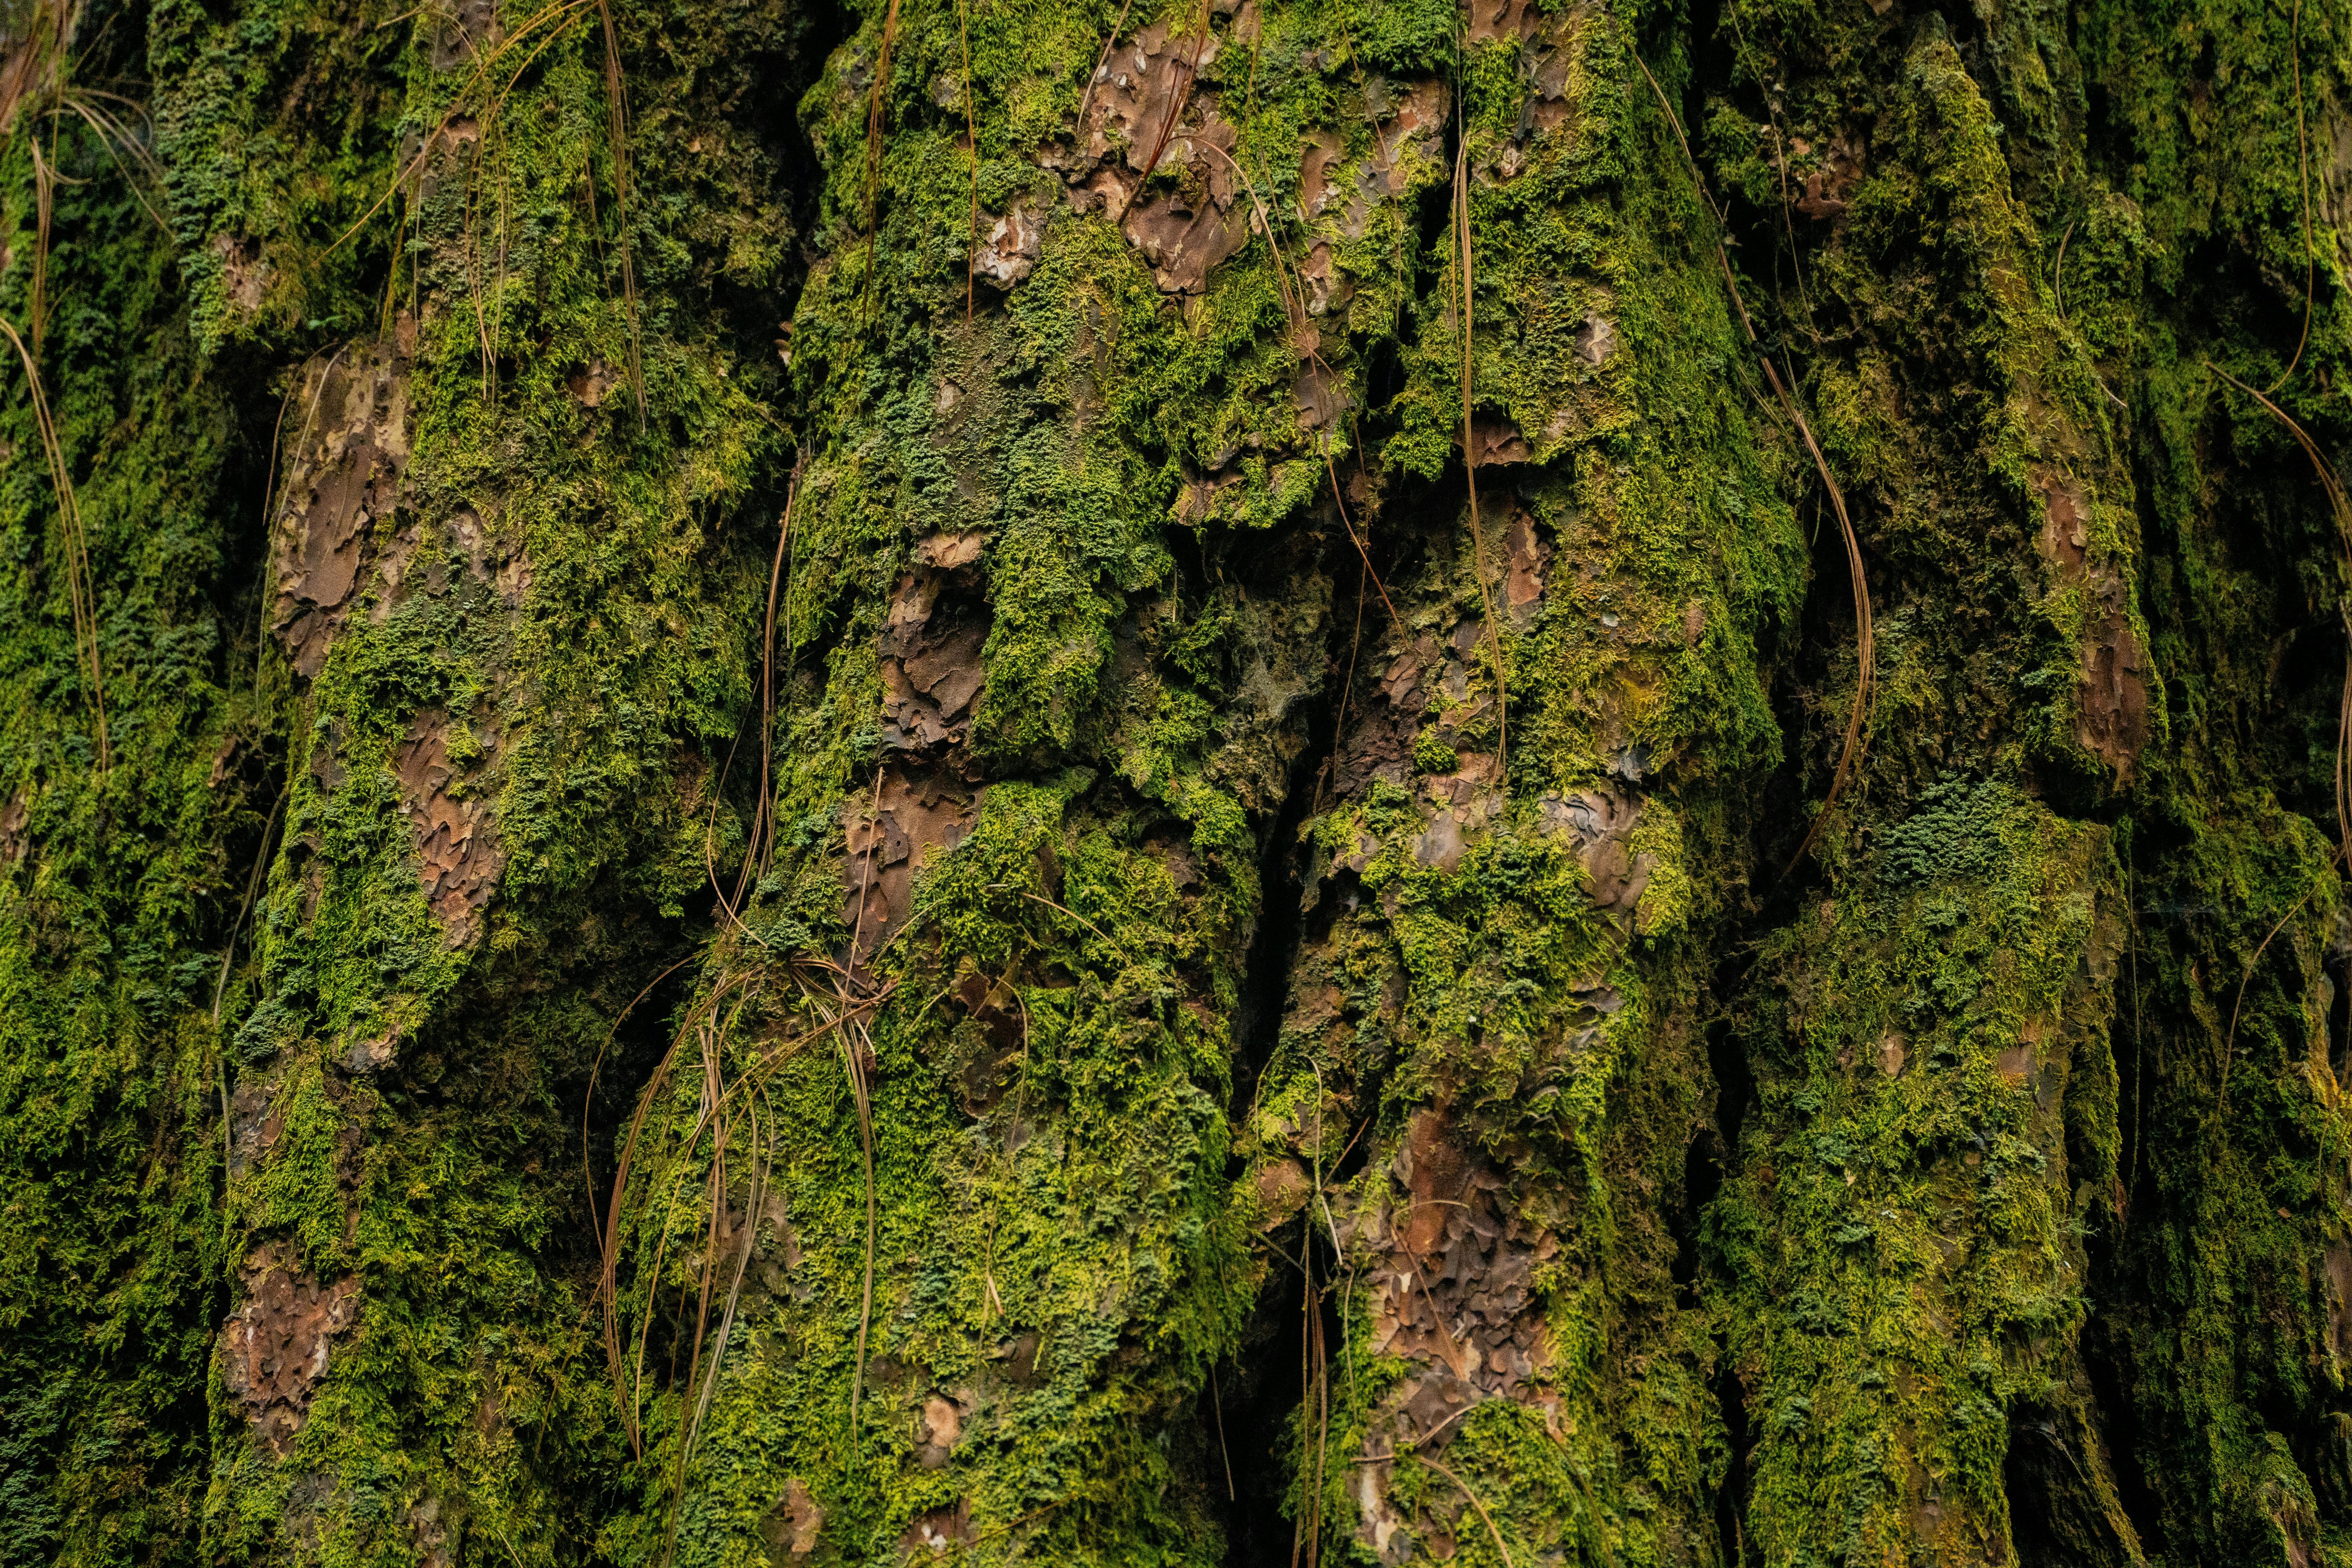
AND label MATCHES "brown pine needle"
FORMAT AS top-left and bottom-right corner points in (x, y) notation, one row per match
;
(860, 0), (903, 330)
(957, 0), (978, 324)
(1195, 140), (1402, 628)
(329, 0), (593, 257)
(1453, 124), (1507, 776)
(1074, 0), (1139, 140)
(2204, 358), (2352, 1118)
(1625, 50), (1873, 875)
(1136, 0), (1212, 181)
(0, 316), (105, 770)
(2266, 0), (2313, 395)
(56, 93), (173, 233)
(591, 0), (644, 418)
(1421, 1455), (1513, 1567)
(30, 132), (52, 353)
